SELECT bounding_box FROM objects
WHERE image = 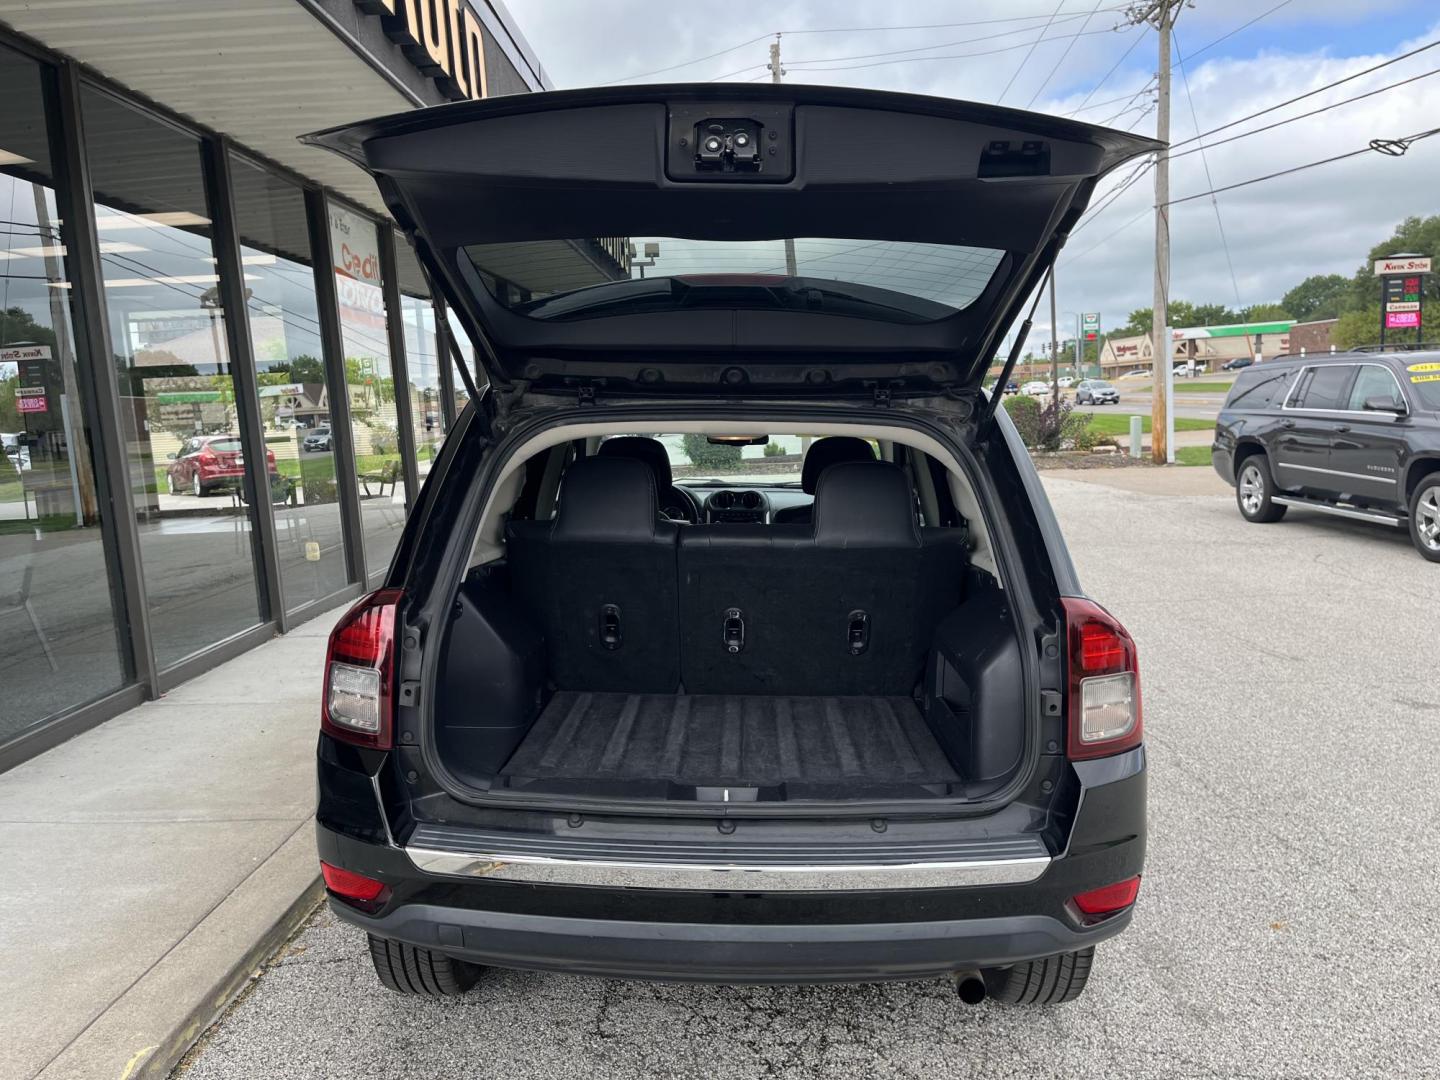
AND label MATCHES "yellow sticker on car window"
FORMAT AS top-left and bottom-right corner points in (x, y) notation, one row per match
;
(1407, 361), (1440, 373)
(1411, 373), (1440, 384)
